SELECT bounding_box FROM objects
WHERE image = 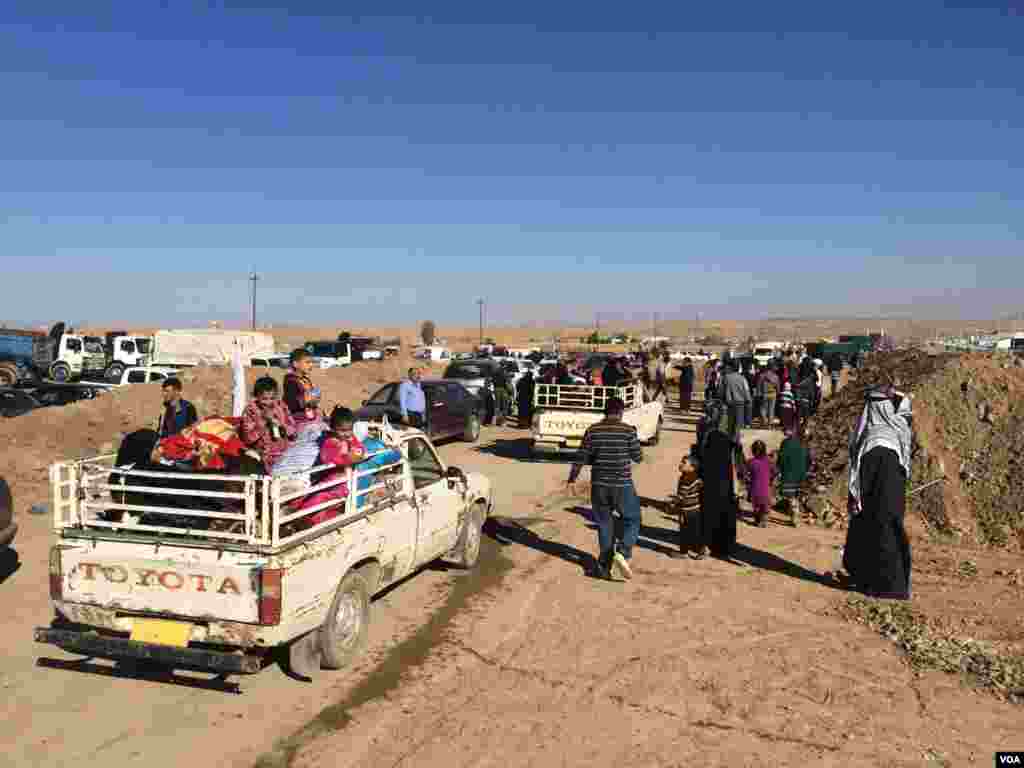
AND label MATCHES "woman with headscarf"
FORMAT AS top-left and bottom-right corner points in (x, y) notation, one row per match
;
(517, 369), (535, 427)
(841, 387), (914, 600)
(697, 405), (741, 558)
